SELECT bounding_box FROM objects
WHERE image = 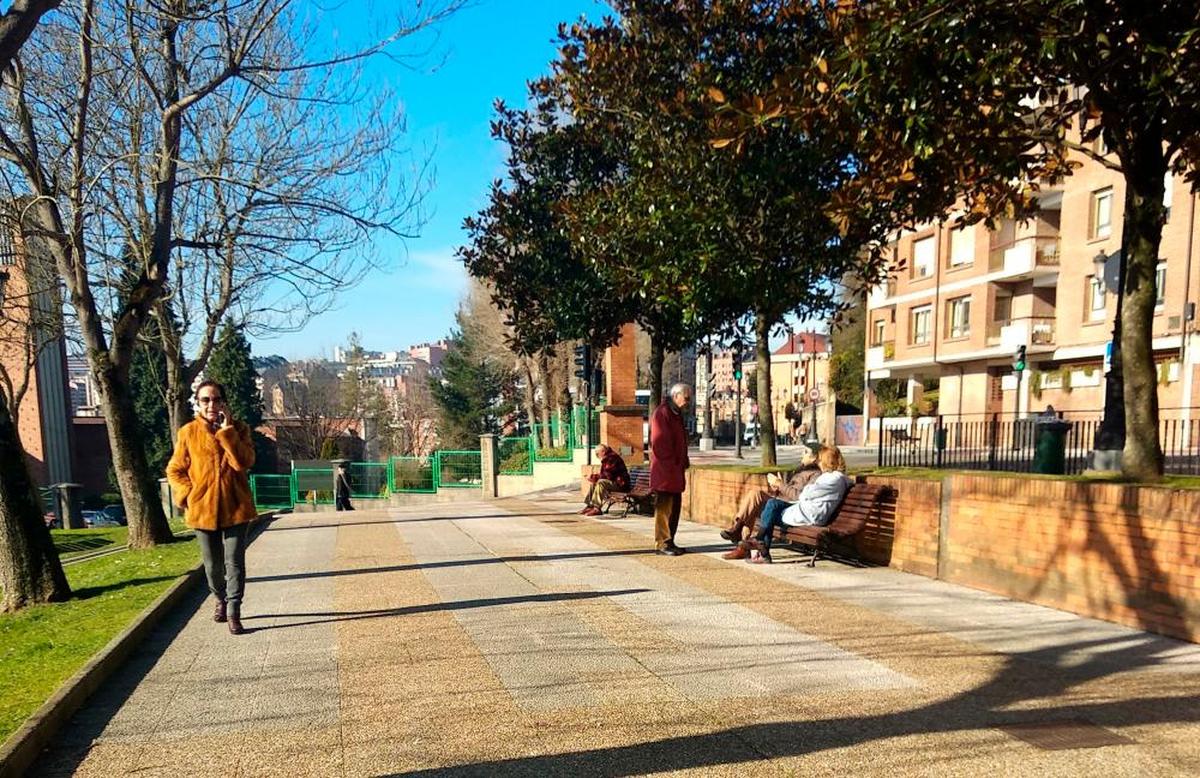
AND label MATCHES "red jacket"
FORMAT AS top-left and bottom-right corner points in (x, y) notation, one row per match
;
(650, 401), (689, 493)
(598, 451), (631, 491)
